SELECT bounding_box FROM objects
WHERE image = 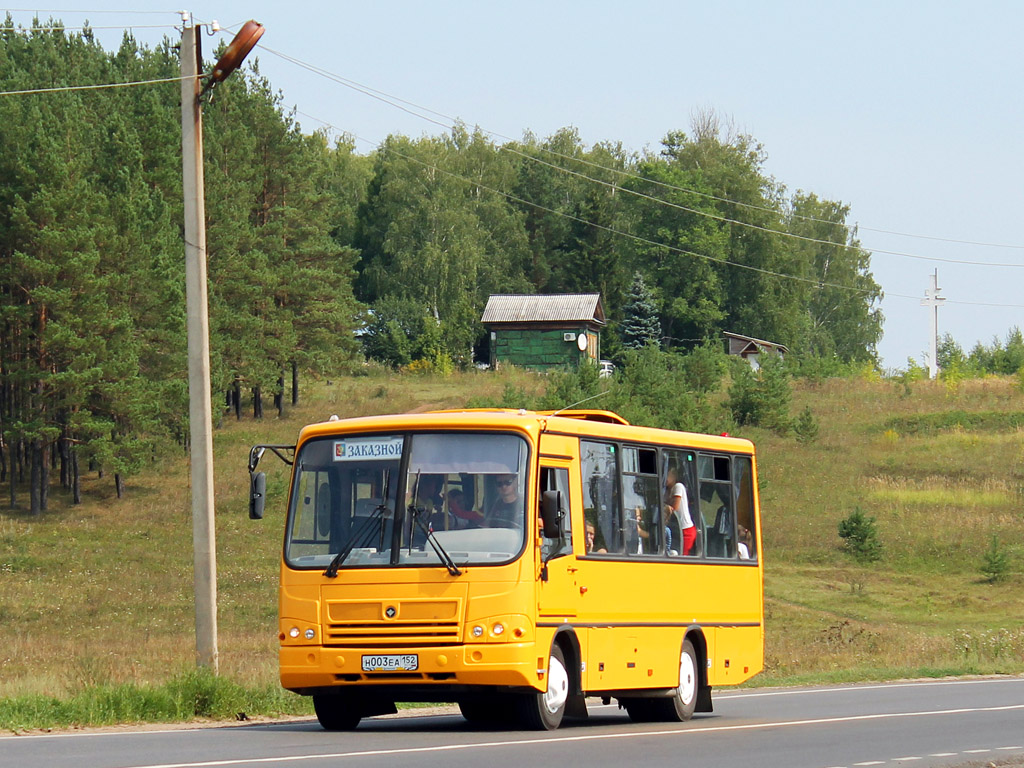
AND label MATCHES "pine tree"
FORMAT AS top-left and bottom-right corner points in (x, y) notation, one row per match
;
(620, 272), (661, 349)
